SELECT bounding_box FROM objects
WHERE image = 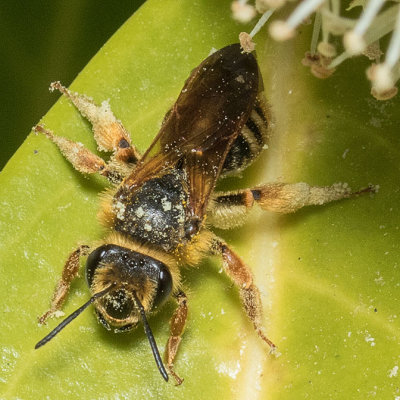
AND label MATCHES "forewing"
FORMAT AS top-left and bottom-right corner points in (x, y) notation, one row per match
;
(123, 44), (259, 219)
